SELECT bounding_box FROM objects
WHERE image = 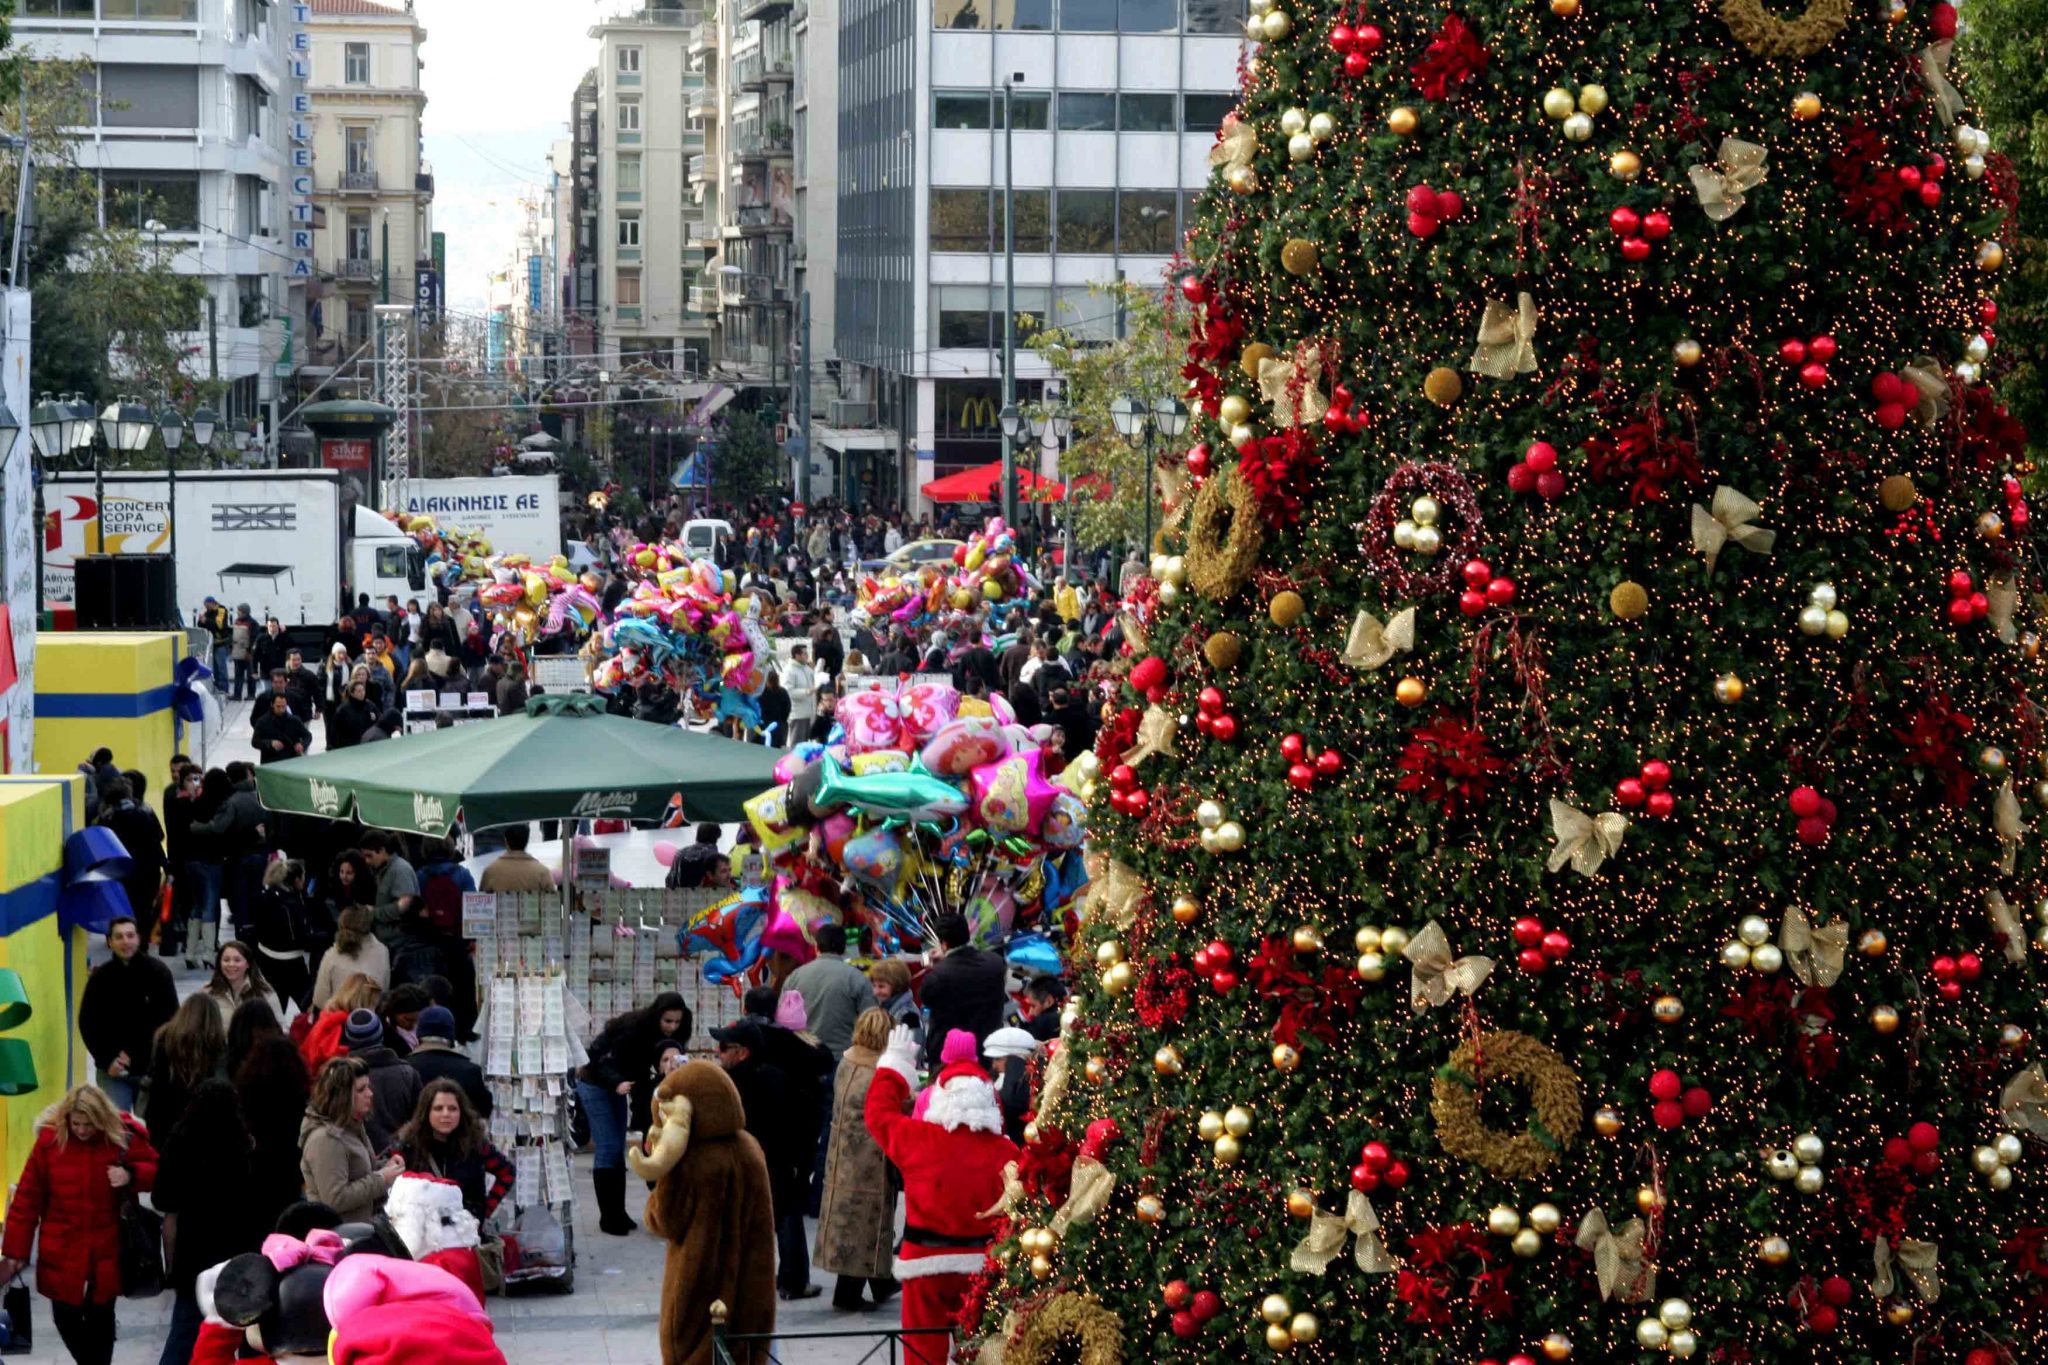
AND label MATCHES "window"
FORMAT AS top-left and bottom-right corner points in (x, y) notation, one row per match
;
(1056, 188), (1115, 252)
(103, 173), (200, 231)
(930, 188), (990, 252)
(1052, 286), (1116, 342)
(374, 546), (410, 579)
(935, 285), (994, 348)
(344, 42), (370, 85)
(22, 0), (95, 15)
(1058, 0), (1116, 28)
(1001, 0), (1053, 27)
(933, 0), (988, 27)
(618, 46), (642, 73)
(1005, 93), (1050, 129)
(346, 209), (372, 261)
(934, 93), (992, 129)
(617, 216), (641, 247)
(100, 0), (199, 16)
(1183, 0), (1244, 28)
(100, 64), (199, 129)
(1119, 189), (1177, 252)
(1183, 93), (1234, 131)
(1119, 93), (1176, 131)
(345, 125), (374, 174)
(238, 275), (266, 328)
(616, 271), (642, 307)
(617, 155), (643, 193)
(618, 99), (641, 132)
(345, 301), (371, 353)
(994, 188), (1051, 252)
(1120, 0), (1176, 29)
(1056, 92), (1115, 131)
